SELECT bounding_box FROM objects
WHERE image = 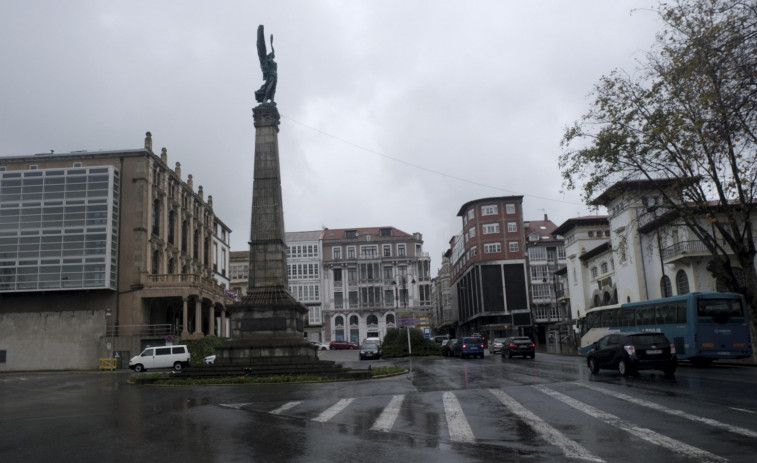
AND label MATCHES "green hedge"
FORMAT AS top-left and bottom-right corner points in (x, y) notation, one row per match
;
(381, 328), (442, 358)
(182, 336), (225, 366)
